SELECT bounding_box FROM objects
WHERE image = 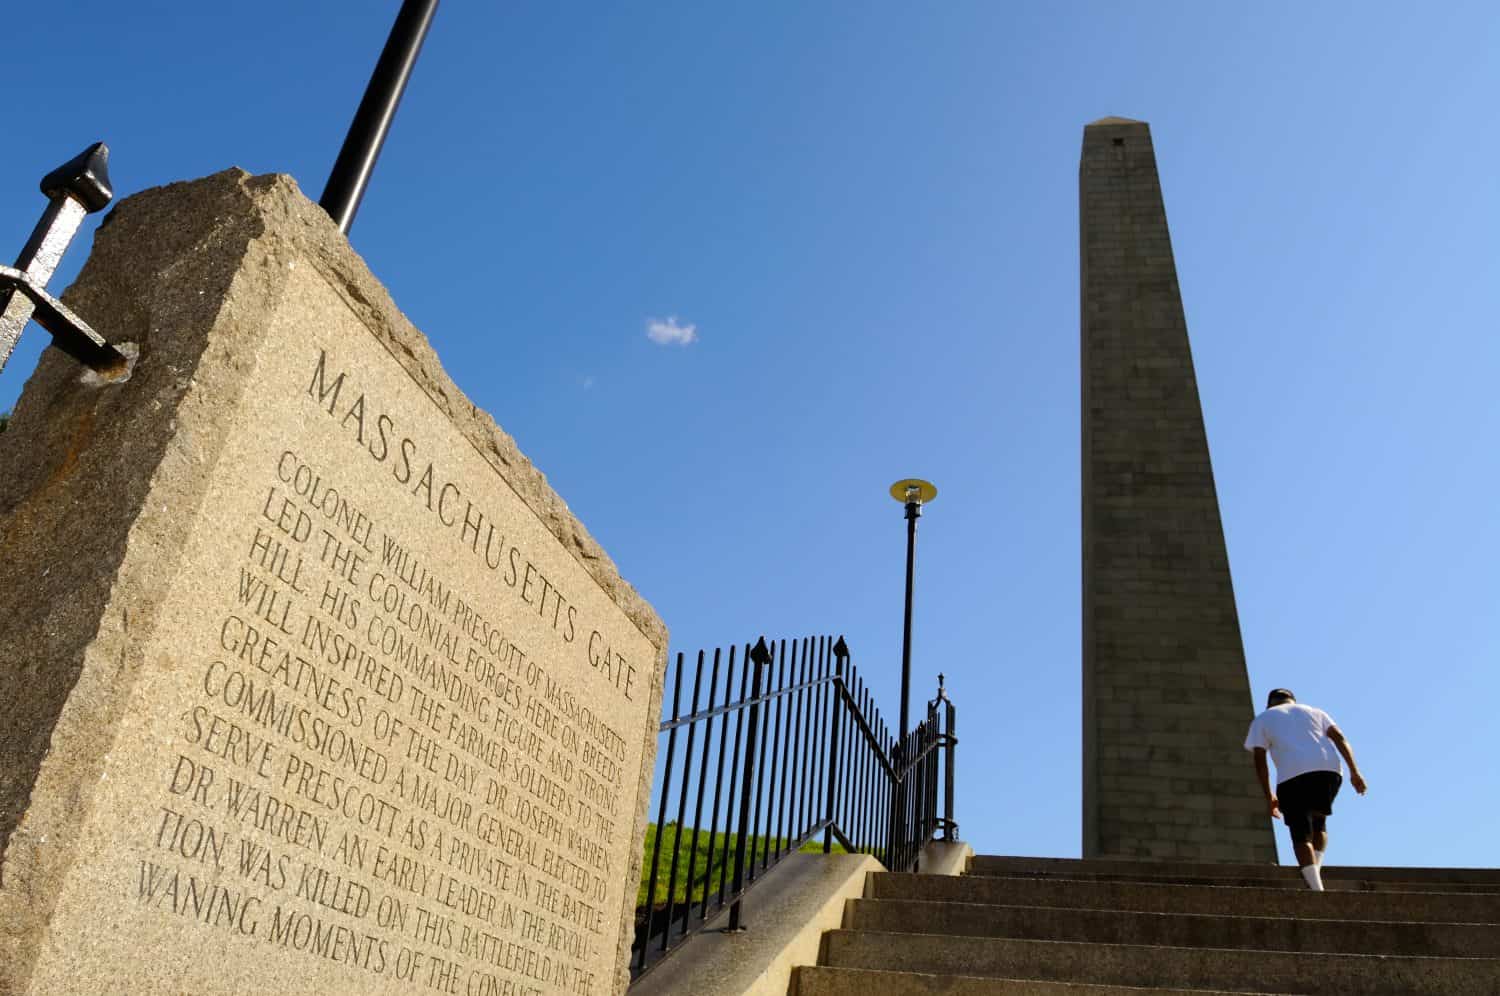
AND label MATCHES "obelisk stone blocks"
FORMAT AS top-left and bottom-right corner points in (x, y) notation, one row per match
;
(0, 170), (667, 994)
(1080, 118), (1275, 863)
